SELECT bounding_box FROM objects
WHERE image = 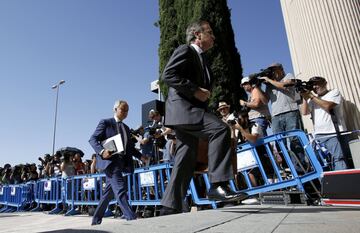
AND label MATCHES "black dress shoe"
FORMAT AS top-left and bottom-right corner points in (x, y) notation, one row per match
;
(207, 185), (249, 202)
(159, 206), (180, 216)
(91, 219), (102, 226)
